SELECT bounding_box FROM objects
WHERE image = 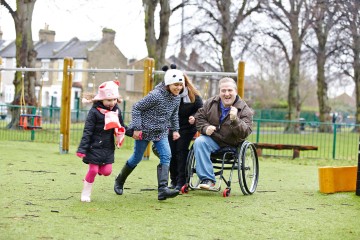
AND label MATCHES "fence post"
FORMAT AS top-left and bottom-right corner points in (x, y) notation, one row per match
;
(60, 57), (73, 154)
(256, 119), (260, 143)
(237, 61), (245, 99)
(0, 57), (2, 94)
(142, 58), (155, 160)
(332, 124), (337, 159)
